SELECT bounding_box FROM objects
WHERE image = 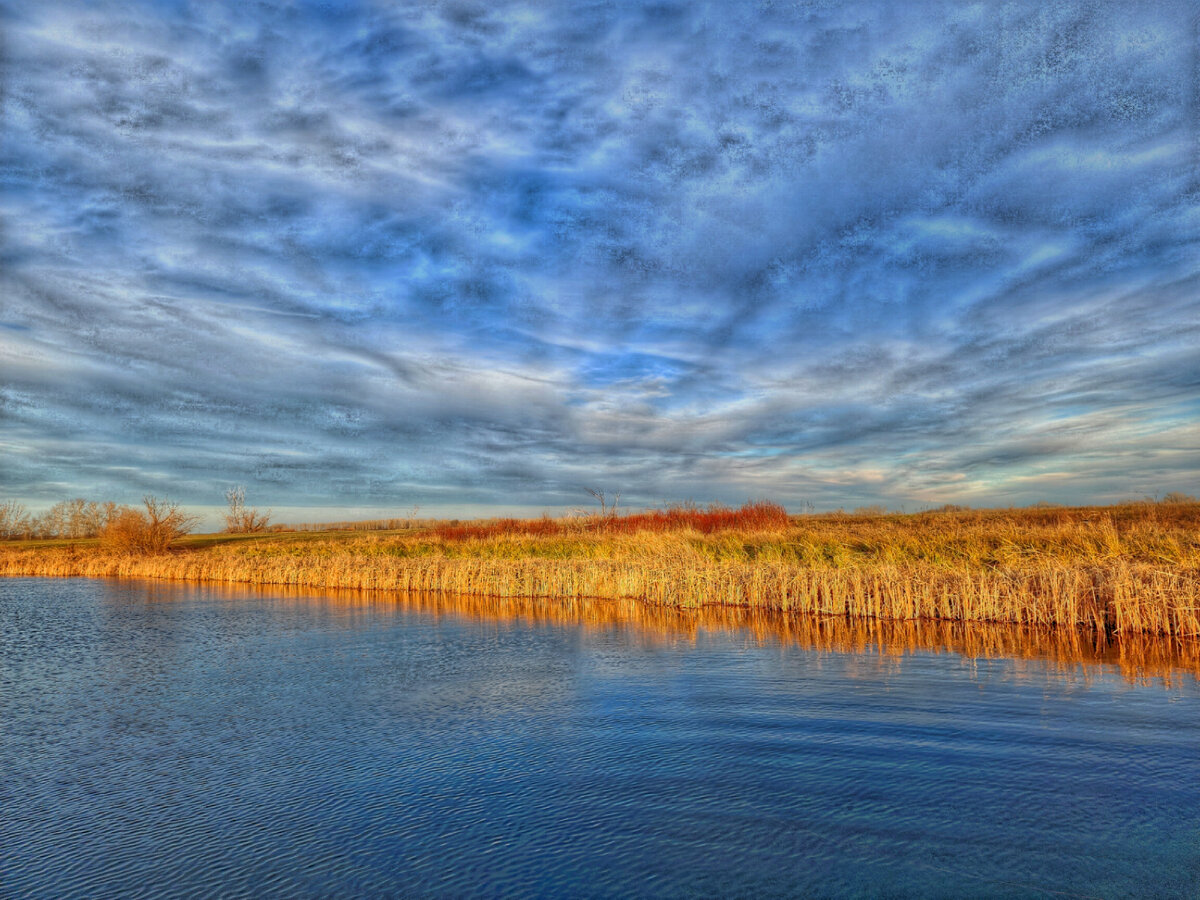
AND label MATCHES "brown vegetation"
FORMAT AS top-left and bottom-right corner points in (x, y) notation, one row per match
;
(223, 486), (272, 533)
(179, 583), (1200, 685)
(272, 518), (418, 532)
(2, 500), (1197, 637)
(433, 500), (789, 541)
(101, 497), (199, 553)
(0, 498), (119, 539)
